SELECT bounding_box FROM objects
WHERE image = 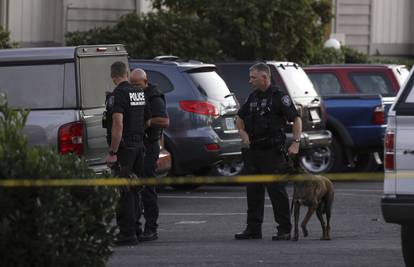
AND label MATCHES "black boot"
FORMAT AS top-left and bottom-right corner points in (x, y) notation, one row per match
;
(114, 233), (138, 246)
(234, 226), (262, 240)
(272, 231), (291, 241)
(139, 229), (158, 242)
